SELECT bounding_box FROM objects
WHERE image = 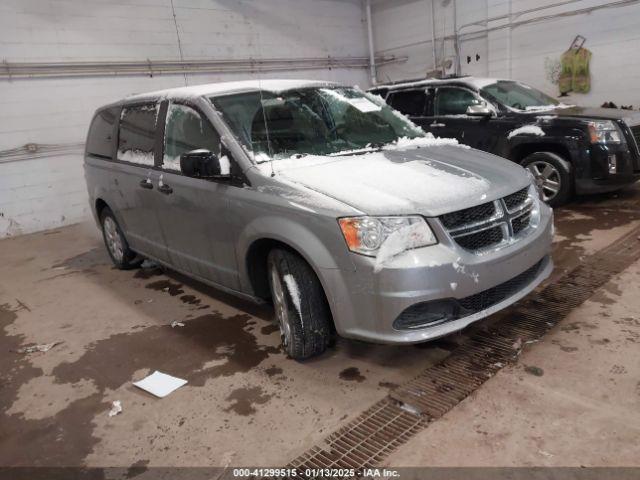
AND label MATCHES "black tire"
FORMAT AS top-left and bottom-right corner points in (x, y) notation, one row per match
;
(267, 248), (332, 359)
(521, 152), (573, 207)
(100, 207), (142, 270)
